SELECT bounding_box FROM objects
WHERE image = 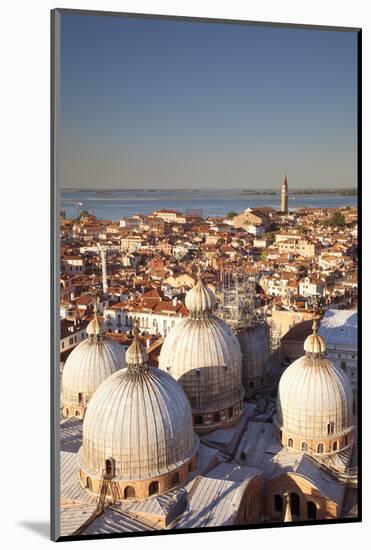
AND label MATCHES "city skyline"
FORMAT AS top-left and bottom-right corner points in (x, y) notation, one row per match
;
(59, 14), (358, 190)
